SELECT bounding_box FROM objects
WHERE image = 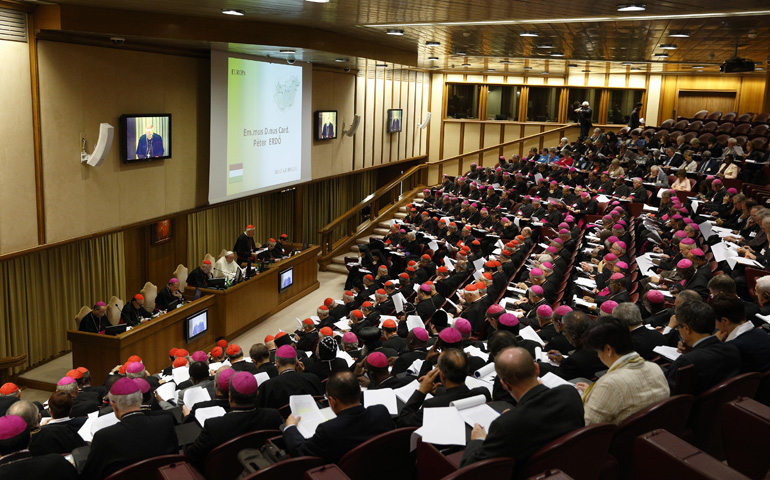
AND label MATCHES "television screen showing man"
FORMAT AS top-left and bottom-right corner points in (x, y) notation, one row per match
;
(388, 110), (402, 133)
(318, 112), (336, 139)
(136, 124), (164, 159)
